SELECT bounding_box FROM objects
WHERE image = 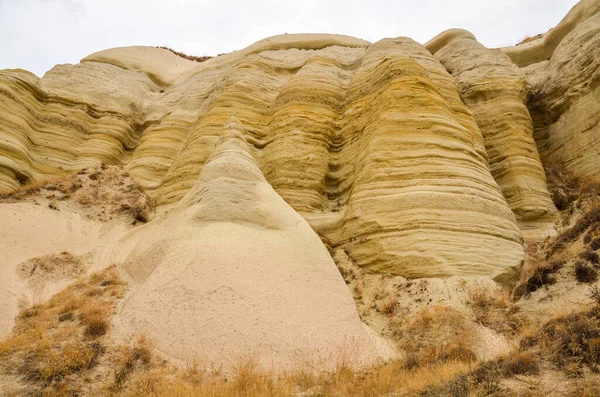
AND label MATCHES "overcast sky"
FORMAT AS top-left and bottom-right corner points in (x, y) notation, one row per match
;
(0, 0), (579, 77)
